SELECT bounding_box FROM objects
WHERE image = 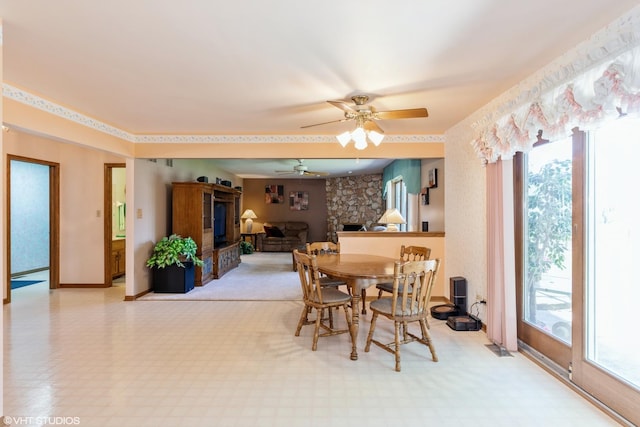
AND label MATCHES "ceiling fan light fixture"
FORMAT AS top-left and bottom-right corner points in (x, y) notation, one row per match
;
(336, 131), (351, 147)
(352, 127), (367, 150)
(368, 130), (384, 146)
(354, 138), (367, 150)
